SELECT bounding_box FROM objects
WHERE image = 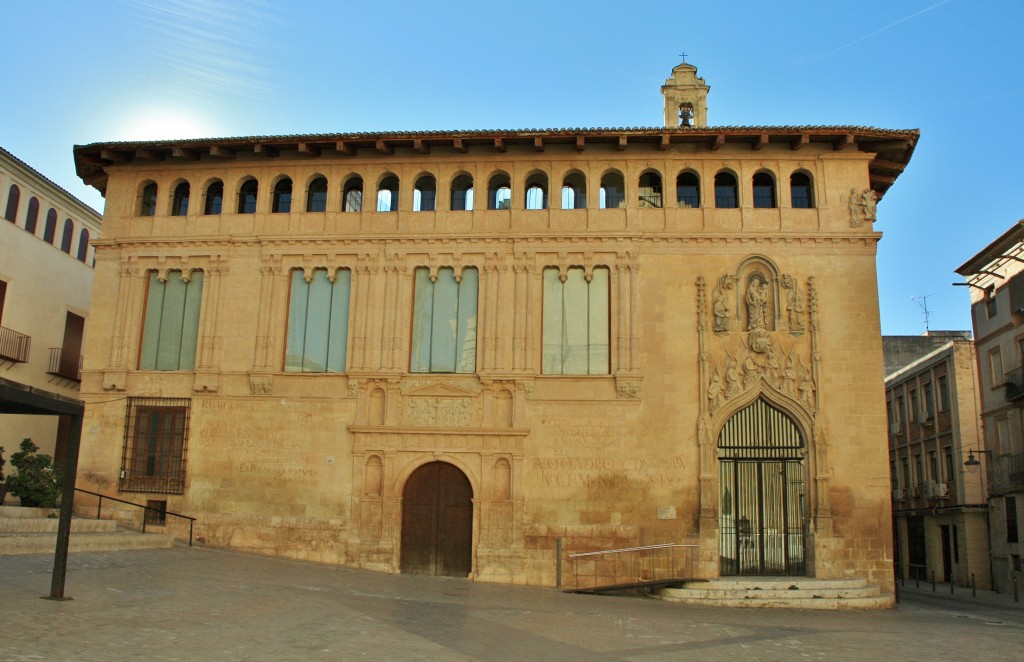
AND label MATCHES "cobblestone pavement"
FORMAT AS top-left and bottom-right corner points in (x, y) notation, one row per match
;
(2, 546), (1022, 661)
